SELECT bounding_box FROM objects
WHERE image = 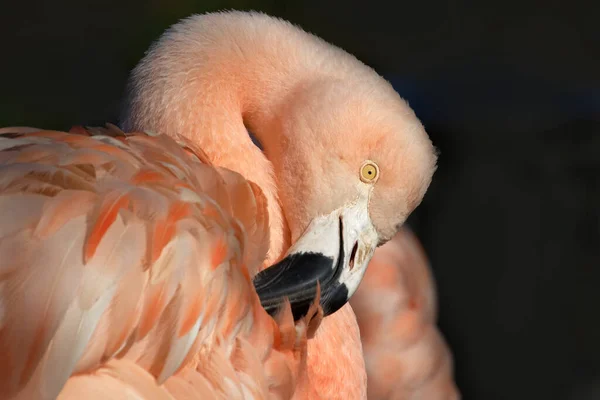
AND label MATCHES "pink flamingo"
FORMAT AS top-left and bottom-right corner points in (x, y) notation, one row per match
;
(0, 11), (456, 399)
